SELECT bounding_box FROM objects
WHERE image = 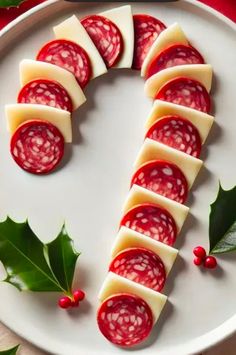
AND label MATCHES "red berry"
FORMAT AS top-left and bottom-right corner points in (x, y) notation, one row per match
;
(71, 300), (80, 308)
(73, 289), (85, 302)
(193, 246), (206, 259)
(58, 296), (72, 309)
(204, 256), (217, 269)
(194, 256), (203, 266)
